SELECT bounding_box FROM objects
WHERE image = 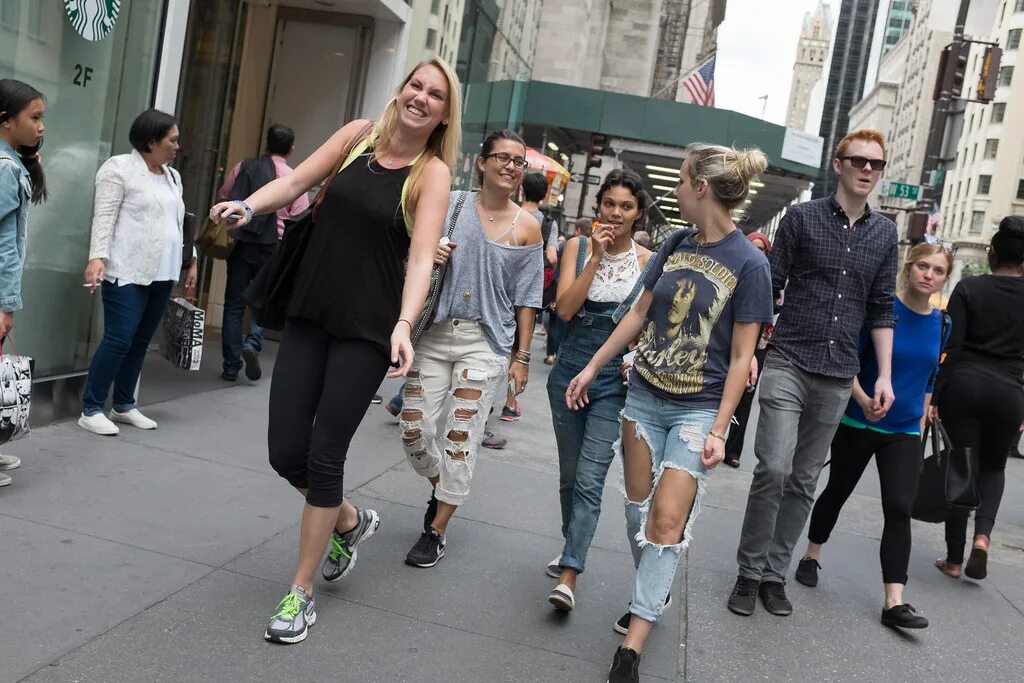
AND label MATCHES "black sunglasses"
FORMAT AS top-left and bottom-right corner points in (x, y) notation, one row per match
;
(483, 152), (528, 170)
(841, 155), (887, 171)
